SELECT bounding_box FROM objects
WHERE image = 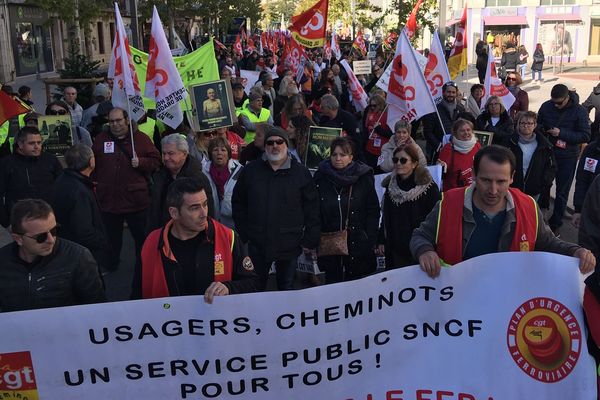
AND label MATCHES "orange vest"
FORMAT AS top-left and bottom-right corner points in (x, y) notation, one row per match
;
(435, 187), (538, 265)
(141, 218), (235, 298)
